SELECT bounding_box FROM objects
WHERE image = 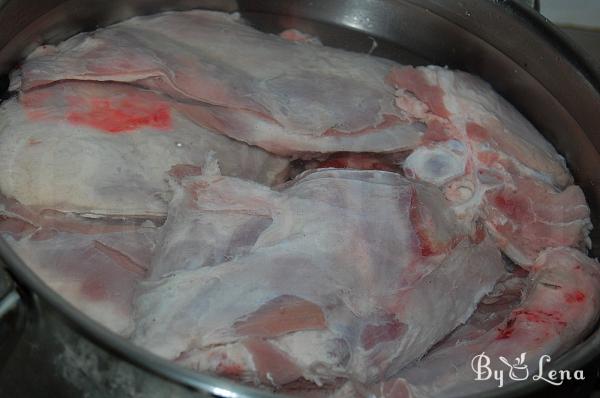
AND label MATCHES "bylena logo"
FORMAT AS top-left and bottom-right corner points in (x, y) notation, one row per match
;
(471, 352), (585, 388)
